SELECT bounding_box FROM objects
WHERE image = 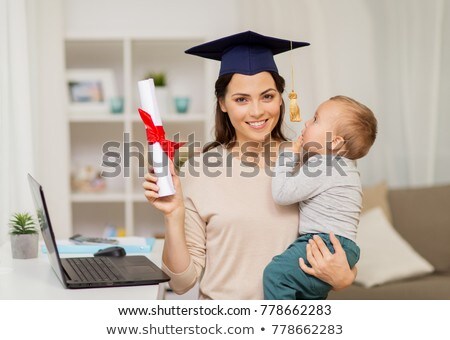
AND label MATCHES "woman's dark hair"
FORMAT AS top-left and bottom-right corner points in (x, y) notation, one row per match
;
(203, 71), (288, 152)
